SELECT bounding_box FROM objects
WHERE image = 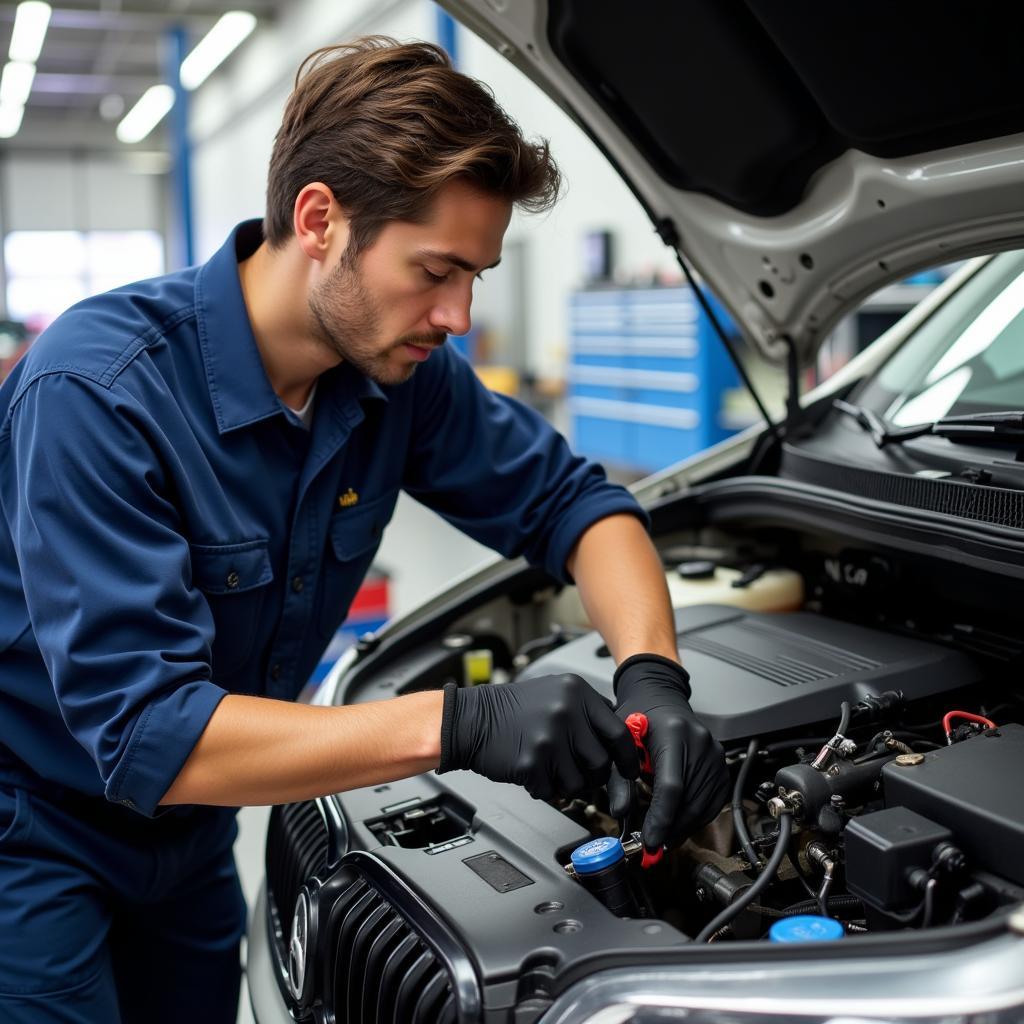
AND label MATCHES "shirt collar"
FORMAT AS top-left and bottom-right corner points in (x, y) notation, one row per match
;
(193, 219), (388, 436)
(195, 220), (282, 434)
